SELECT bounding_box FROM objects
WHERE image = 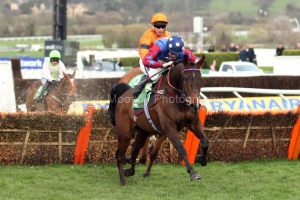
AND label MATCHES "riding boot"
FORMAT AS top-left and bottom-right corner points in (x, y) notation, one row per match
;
(132, 76), (149, 99)
(35, 82), (50, 102)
